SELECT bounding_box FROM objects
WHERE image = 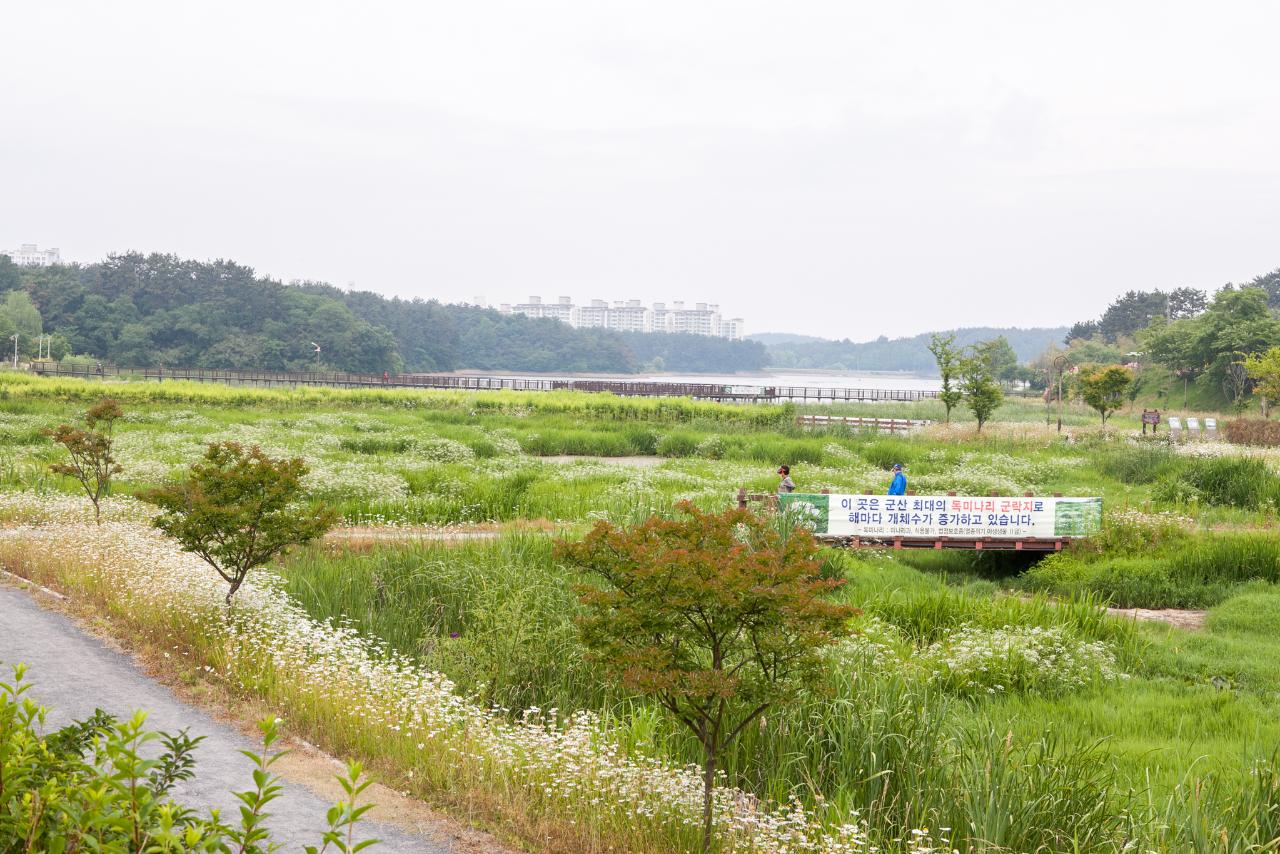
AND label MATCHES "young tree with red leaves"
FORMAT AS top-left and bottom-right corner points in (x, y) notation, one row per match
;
(43, 398), (124, 524)
(555, 502), (855, 853)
